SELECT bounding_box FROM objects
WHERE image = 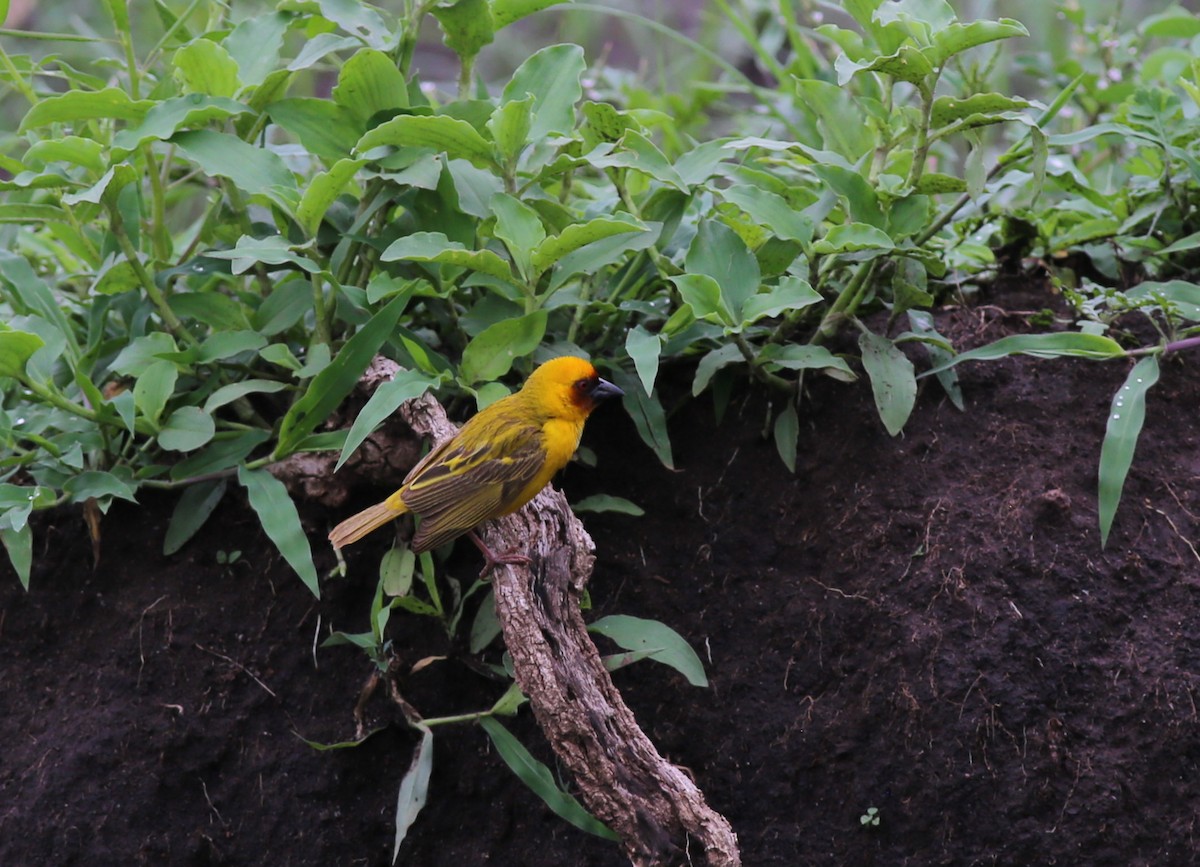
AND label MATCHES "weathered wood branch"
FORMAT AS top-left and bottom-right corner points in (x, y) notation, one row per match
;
(331, 360), (741, 866)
